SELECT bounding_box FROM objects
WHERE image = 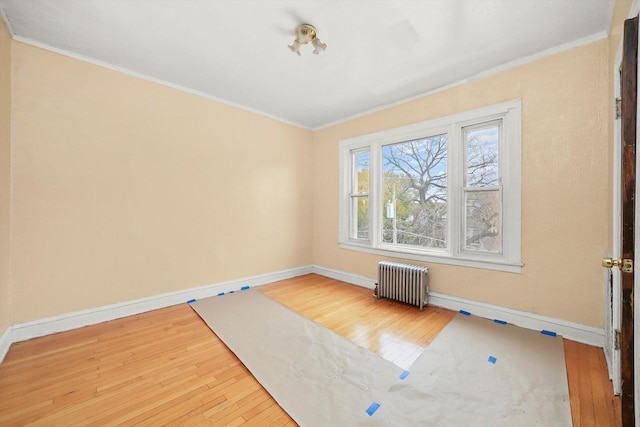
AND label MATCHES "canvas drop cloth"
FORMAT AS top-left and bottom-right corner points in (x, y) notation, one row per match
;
(190, 289), (571, 426)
